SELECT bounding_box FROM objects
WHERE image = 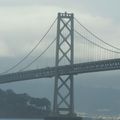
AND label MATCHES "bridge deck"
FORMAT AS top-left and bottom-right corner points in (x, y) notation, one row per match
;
(0, 58), (120, 84)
